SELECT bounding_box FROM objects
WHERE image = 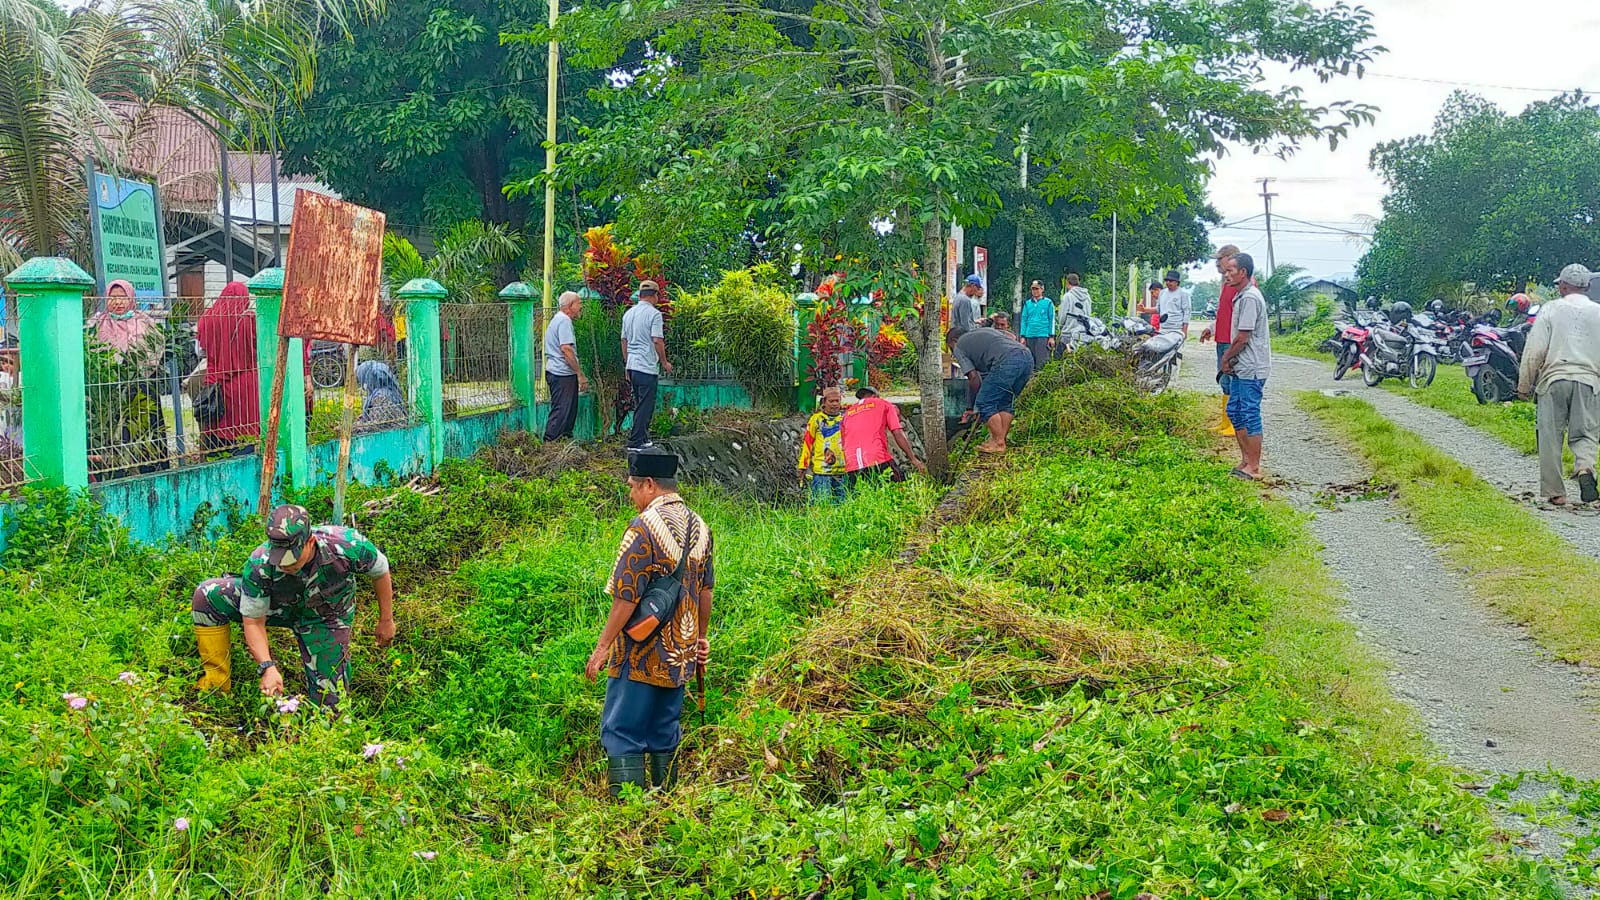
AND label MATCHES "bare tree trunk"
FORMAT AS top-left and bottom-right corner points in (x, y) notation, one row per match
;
(917, 216), (949, 479)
